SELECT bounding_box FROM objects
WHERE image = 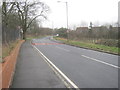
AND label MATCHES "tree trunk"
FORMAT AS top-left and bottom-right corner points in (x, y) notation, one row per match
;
(23, 30), (26, 40)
